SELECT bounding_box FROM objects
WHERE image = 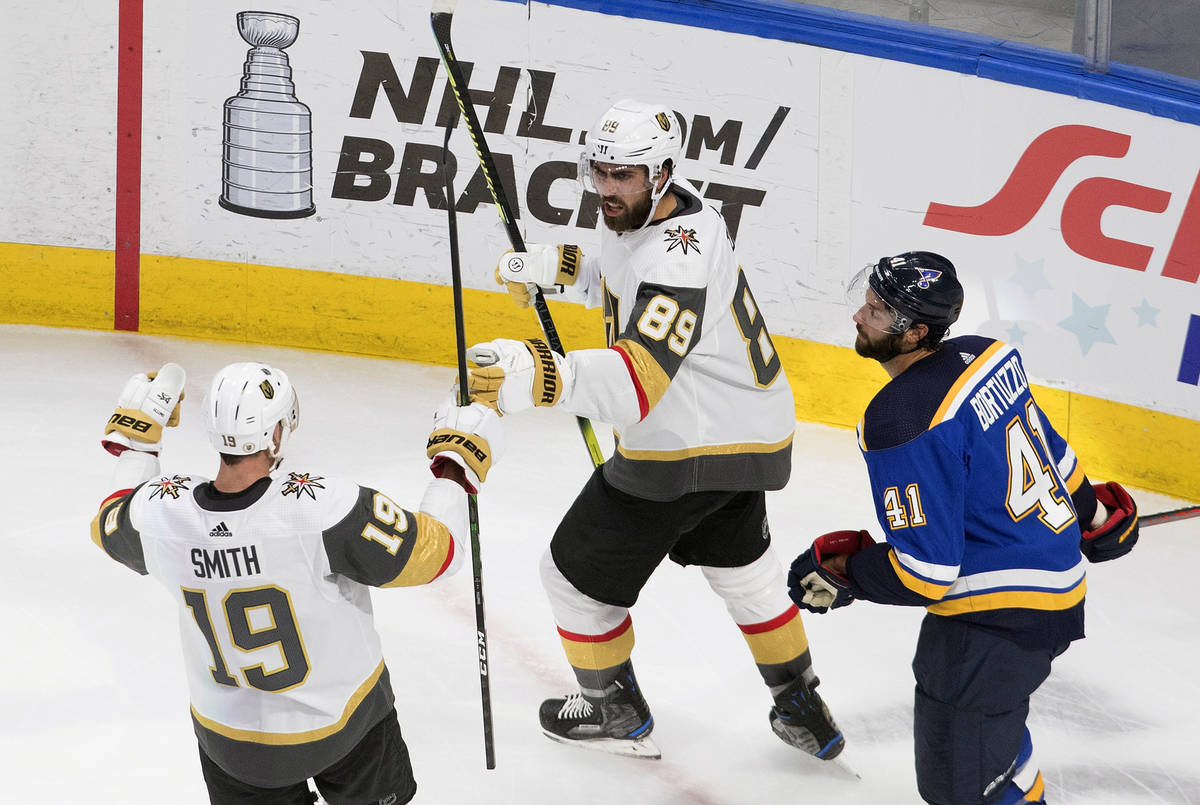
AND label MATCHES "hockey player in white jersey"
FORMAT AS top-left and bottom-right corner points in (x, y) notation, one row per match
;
(91, 361), (503, 804)
(469, 99), (844, 761)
